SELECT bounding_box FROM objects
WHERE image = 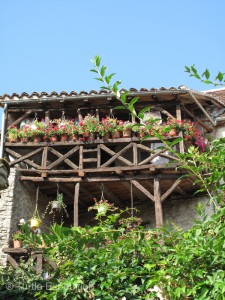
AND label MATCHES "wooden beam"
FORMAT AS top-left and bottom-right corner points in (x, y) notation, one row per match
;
(156, 107), (175, 119)
(19, 173), (182, 183)
(101, 143), (133, 167)
(6, 148), (42, 169)
(131, 180), (154, 202)
(154, 178), (163, 228)
(77, 109), (83, 122)
(18, 162), (181, 176)
(133, 143), (138, 165)
(48, 147), (79, 169)
(121, 181), (147, 202)
(138, 149), (166, 166)
(7, 255), (19, 269)
(176, 104), (184, 154)
(187, 91), (216, 126)
(176, 186), (187, 196)
(115, 167), (124, 176)
(10, 110), (32, 127)
(79, 146), (83, 169)
(41, 147), (48, 177)
(58, 183), (87, 208)
(47, 146), (79, 170)
(74, 183), (80, 226)
(161, 179), (181, 202)
(45, 110), (50, 127)
(181, 104), (213, 132)
(97, 145), (101, 168)
(35, 253), (43, 274)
